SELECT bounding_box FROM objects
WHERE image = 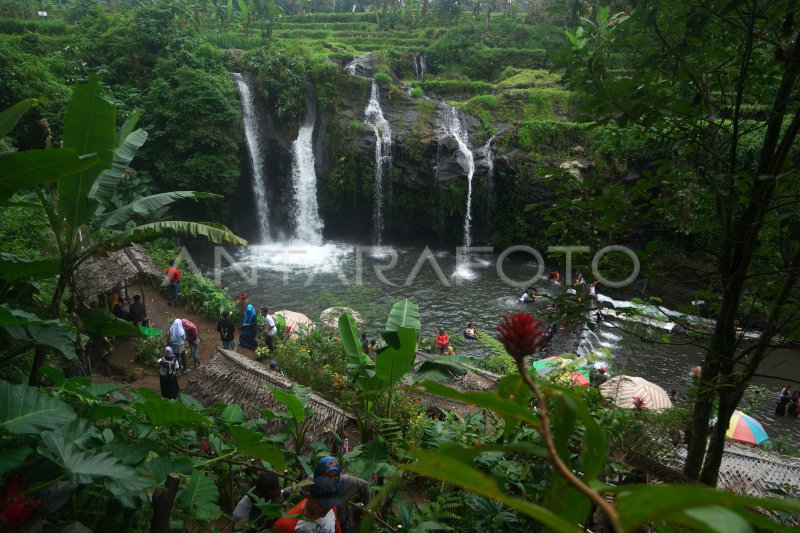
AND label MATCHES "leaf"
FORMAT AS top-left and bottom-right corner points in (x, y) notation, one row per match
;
(77, 307), (144, 337)
(338, 312), (364, 366)
(676, 505), (751, 533)
(384, 299), (420, 332)
(104, 443), (152, 466)
(177, 470), (219, 509)
(271, 388), (307, 424)
(38, 432), (139, 485)
(356, 438), (391, 478)
(219, 404), (245, 424)
(56, 418), (101, 449)
(405, 450), (580, 532)
(4, 323), (77, 360)
(0, 98), (35, 138)
(89, 128), (148, 207)
(375, 327), (418, 385)
(0, 150), (98, 202)
(134, 387), (210, 427)
(97, 191), (219, 228)
(414, 359), (468, 383)
(0, 304), (55, 326)
(229, 425), (285, 470)
(0, 446), (32, 475)
(114, 220), (248, 247)
(60, 75), (116, 237)
(0, 380), (76, 434)
(0, 253), (60, 281)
